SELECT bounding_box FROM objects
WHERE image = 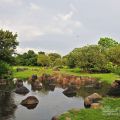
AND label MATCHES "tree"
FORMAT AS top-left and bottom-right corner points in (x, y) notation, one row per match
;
(98, 37), (118, 49)
(48, 53), (61, 66)
(54, 58), (63, 67)
(15, 50), (37, 66)
(107, 45), (120, 66)
(67, 52), (77, 68)
(38, 51), (45, 55)
(0, 29), (18, 64)
(37, 54), (50, 66)
(67, 45), (108, 72)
